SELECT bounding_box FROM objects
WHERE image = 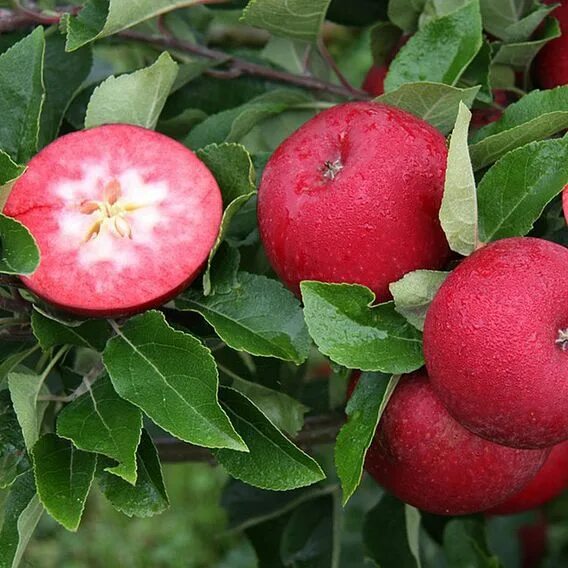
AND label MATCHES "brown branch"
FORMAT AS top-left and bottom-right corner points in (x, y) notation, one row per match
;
(155, 413), (345, 464)
(120, 30), (369, 100)
(317, 37), (366, 98)
(0, 5), (369, 101)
